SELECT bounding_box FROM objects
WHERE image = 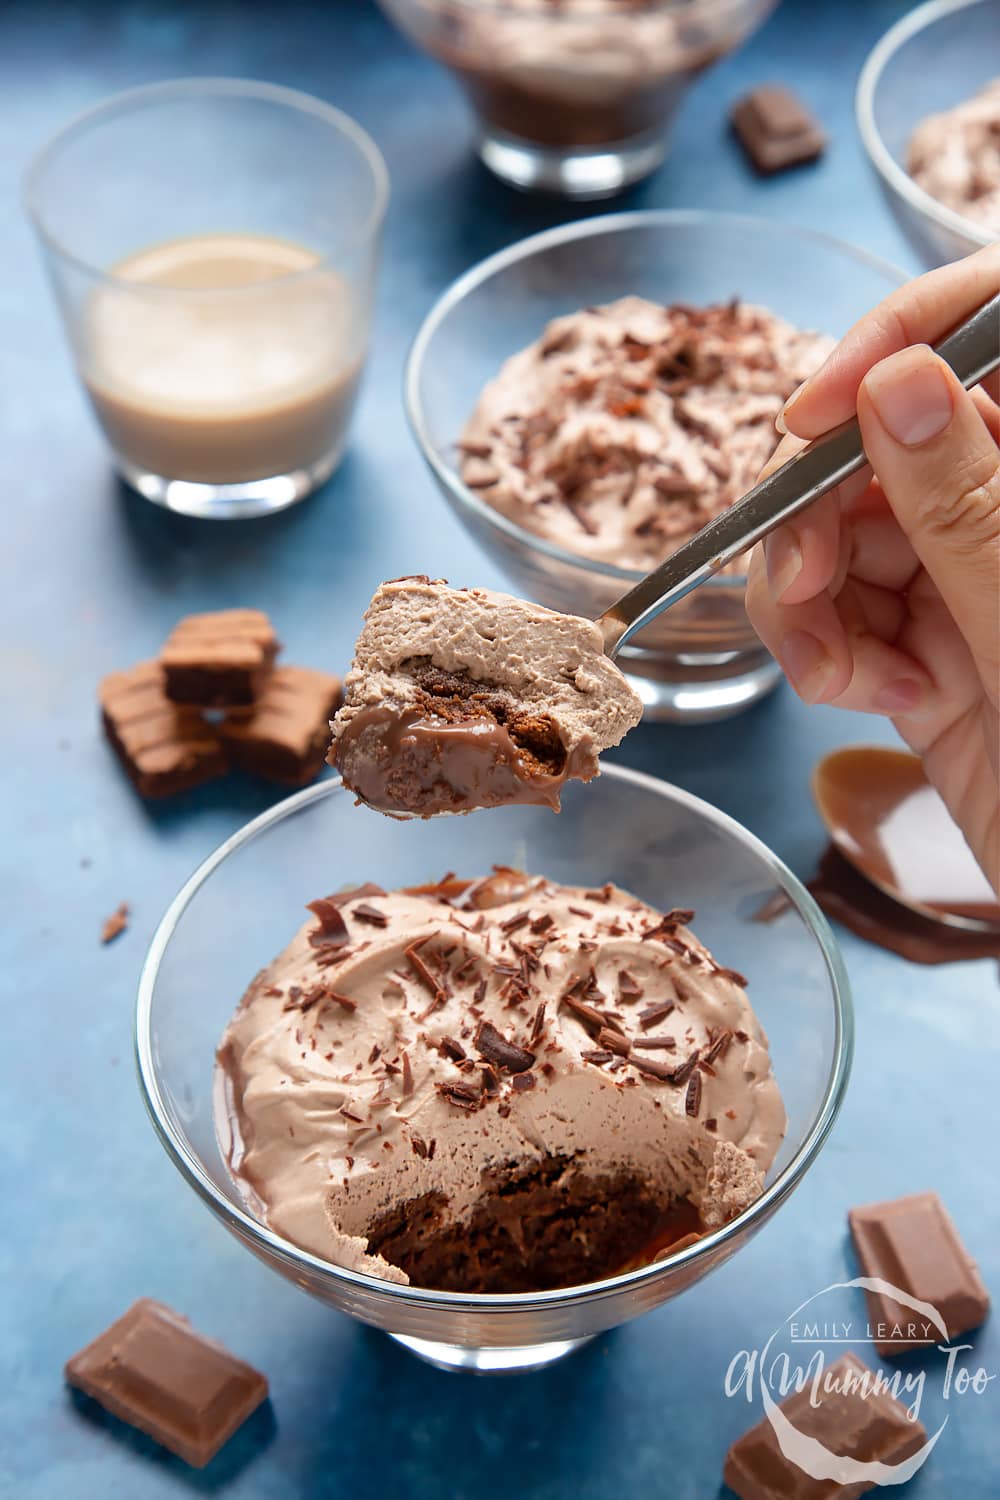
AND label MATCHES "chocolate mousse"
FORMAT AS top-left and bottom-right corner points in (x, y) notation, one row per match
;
(908, 78), (1000, 235)
(217, 872), (786, 1291)
(461, 297), (833, 572)
(408, 0), (733, 154)
(329, 577), (643, 817)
